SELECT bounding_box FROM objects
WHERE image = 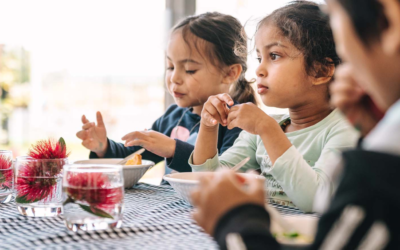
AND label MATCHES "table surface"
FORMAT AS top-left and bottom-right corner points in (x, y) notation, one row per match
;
(0, 183), (317, 250)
